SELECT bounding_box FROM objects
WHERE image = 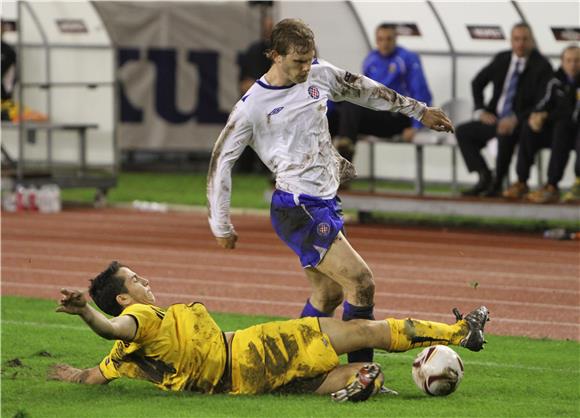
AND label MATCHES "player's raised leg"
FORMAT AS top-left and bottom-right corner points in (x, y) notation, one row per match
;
(319, 306), (490, 354)
(315, 231), (375, 362)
